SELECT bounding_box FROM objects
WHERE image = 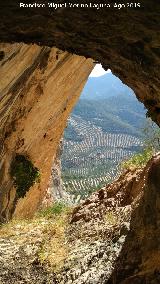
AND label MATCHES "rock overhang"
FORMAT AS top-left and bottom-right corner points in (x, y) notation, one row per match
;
(1, 0), (160, 125)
